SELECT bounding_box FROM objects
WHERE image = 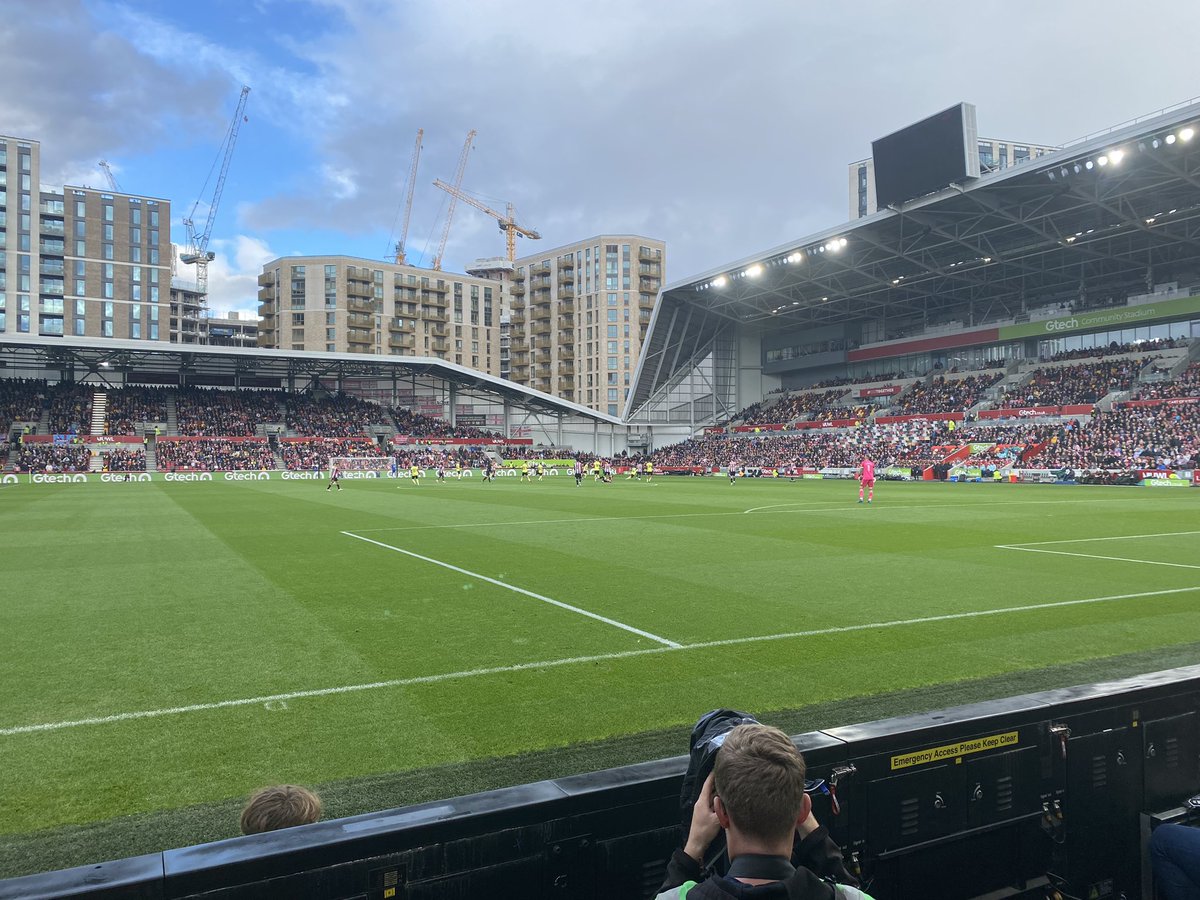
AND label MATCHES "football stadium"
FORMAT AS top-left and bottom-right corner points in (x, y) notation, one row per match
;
(3, 93), (1200, 898)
